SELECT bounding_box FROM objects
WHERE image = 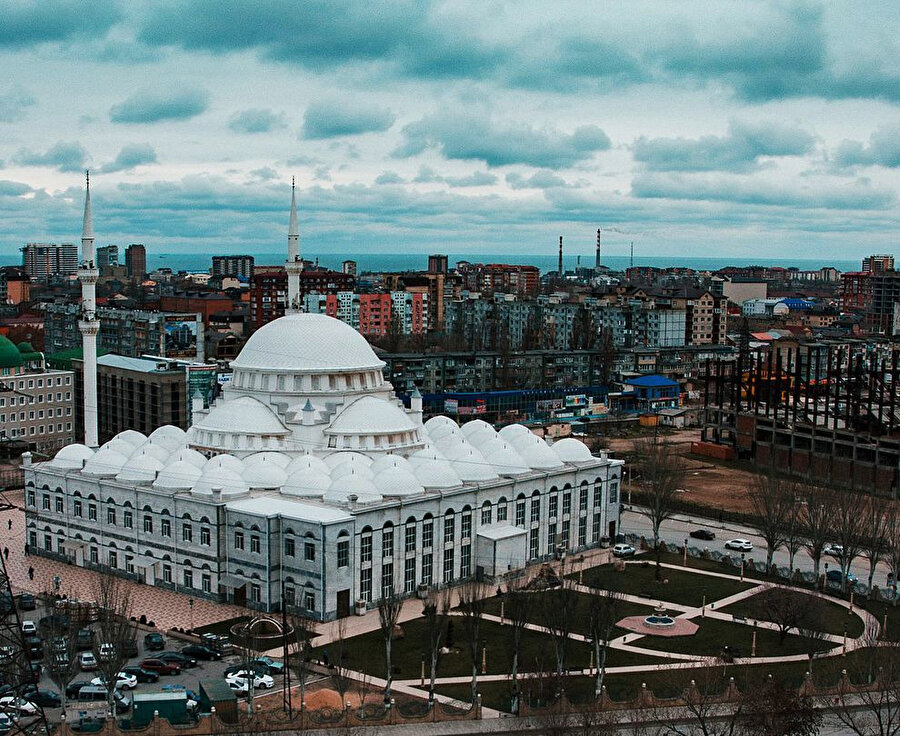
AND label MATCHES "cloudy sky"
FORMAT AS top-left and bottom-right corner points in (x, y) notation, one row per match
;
(0, 1), (898, 264)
